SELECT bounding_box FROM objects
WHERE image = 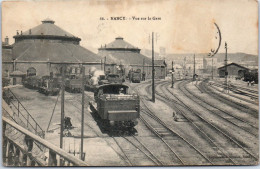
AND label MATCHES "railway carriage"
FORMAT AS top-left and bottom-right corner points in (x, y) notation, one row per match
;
(129, 70), (141, 83)
(65, 75), (82, 93)
(38, 76), (60, 96)
(89, 84), (140, 130)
